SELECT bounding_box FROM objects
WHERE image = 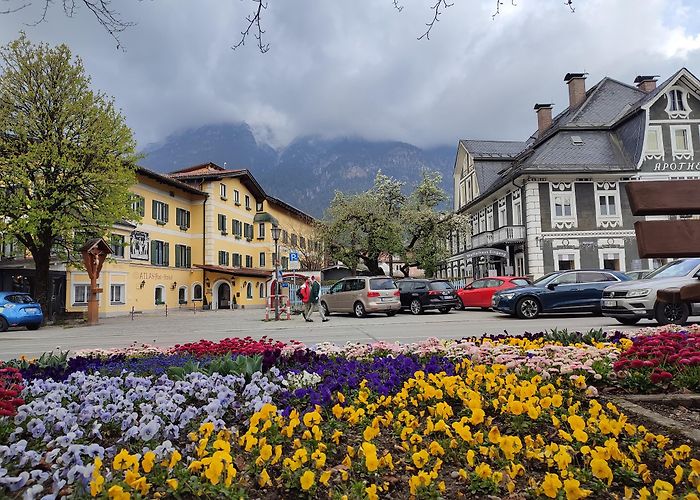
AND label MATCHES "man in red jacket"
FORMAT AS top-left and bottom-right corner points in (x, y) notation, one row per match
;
(300, 278), (312, 322)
